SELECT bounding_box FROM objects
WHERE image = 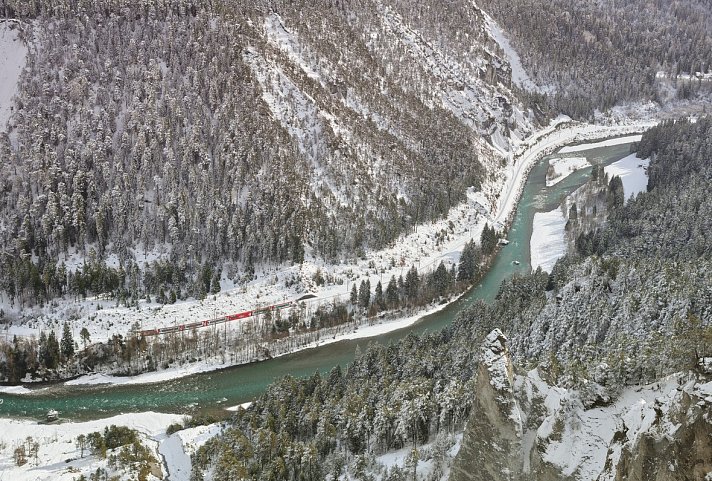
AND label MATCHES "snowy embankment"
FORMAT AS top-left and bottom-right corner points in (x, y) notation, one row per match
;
(530, 209), (567, 272)
(604, 153), (650, 201)
(546, 157), (590, 187)
(558, 134), (642, 154)
(4, 117), (653, 389)
(158, 423), (223, 481)
(0, 412), (186, 481)
(0, 21), (27, 133)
